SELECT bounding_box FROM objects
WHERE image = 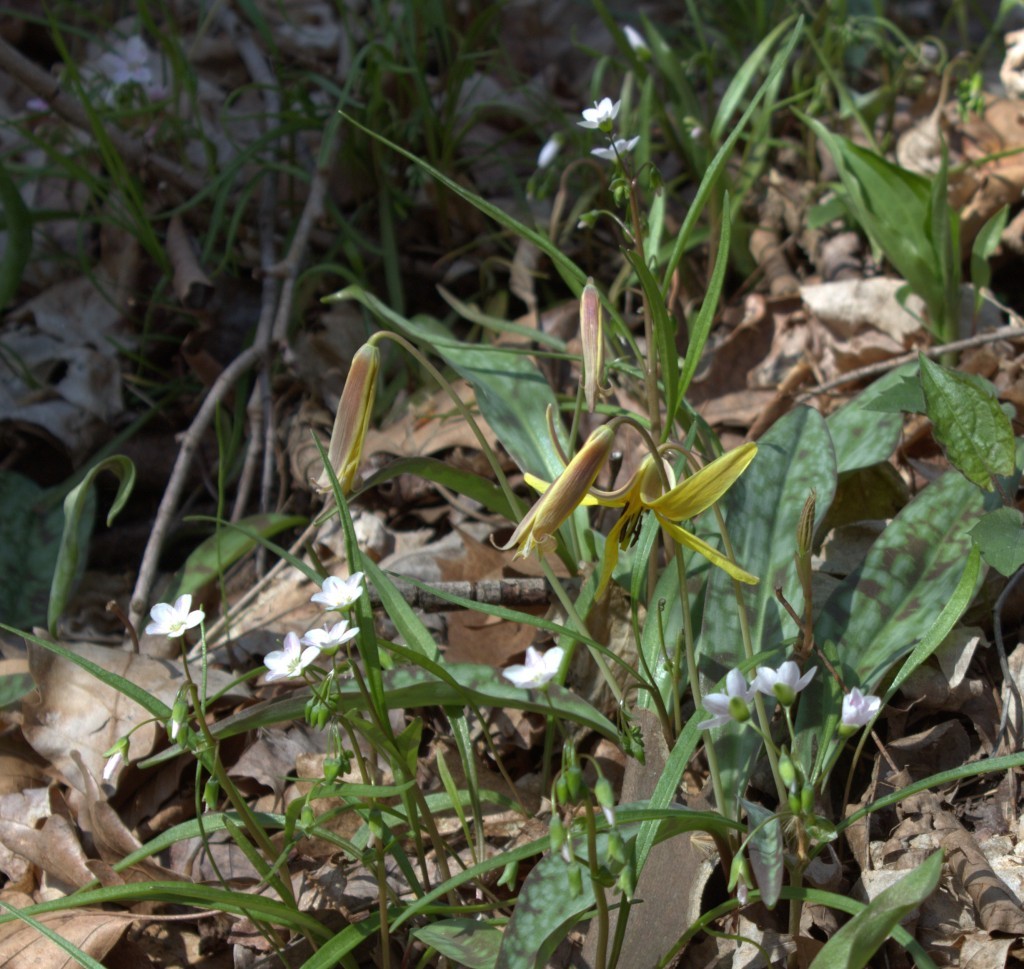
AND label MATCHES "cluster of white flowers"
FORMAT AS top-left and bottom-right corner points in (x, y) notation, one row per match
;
(577, 97), (641, 164)
(265, 573), (366, 681)
(535, 27), (647, 173)
(699, 660), (880, 733)
(95, 35), (165, 102)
